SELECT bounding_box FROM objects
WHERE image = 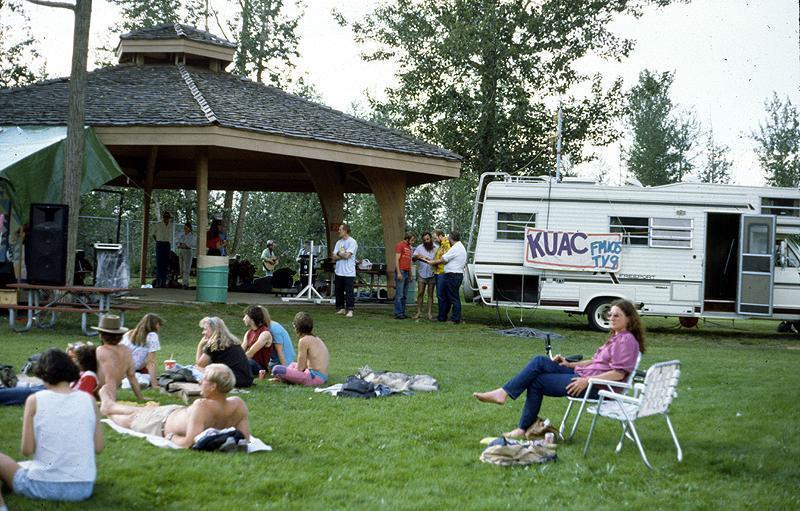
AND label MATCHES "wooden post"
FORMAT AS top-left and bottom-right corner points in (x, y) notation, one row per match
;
(301, 159), (344, 252)
(362, 168), (406, 297)
(139, 146), (157, 285)
(196, 147), (209, 257)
